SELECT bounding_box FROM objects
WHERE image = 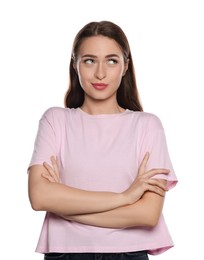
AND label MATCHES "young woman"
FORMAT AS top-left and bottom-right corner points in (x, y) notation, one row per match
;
(28, 21), (177, 260)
